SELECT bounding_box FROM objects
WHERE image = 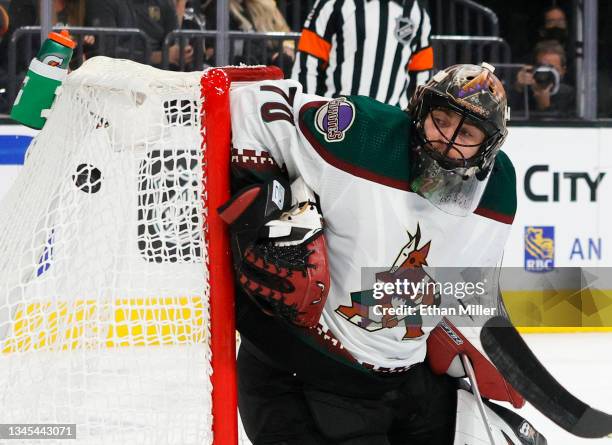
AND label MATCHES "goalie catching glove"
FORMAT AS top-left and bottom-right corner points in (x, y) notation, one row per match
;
(218, 177), (330, 327)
